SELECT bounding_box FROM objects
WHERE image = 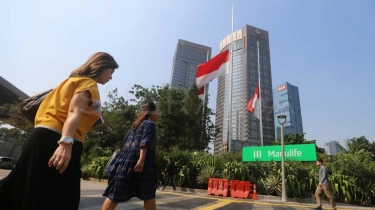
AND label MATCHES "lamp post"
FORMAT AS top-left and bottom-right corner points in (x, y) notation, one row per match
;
(277, 114), (287, 202)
